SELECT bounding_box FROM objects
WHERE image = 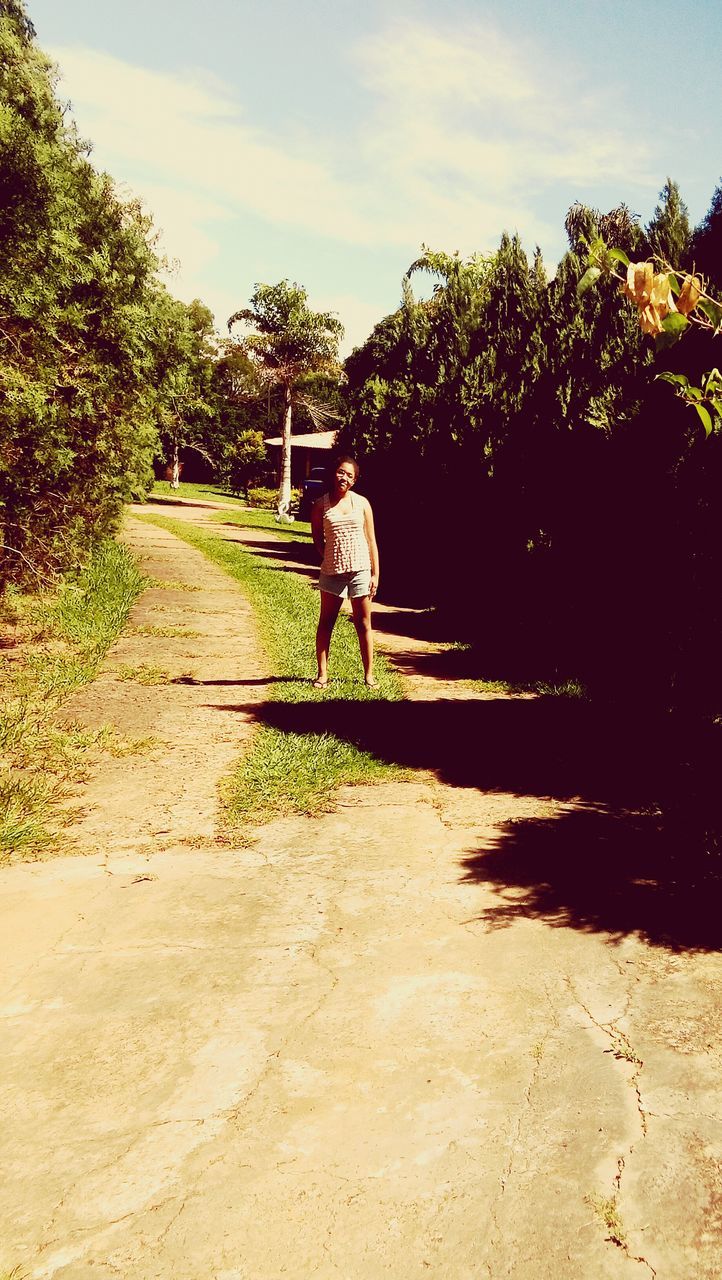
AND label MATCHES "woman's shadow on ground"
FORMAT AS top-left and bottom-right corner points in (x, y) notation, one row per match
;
(212, 692), (722, 953)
